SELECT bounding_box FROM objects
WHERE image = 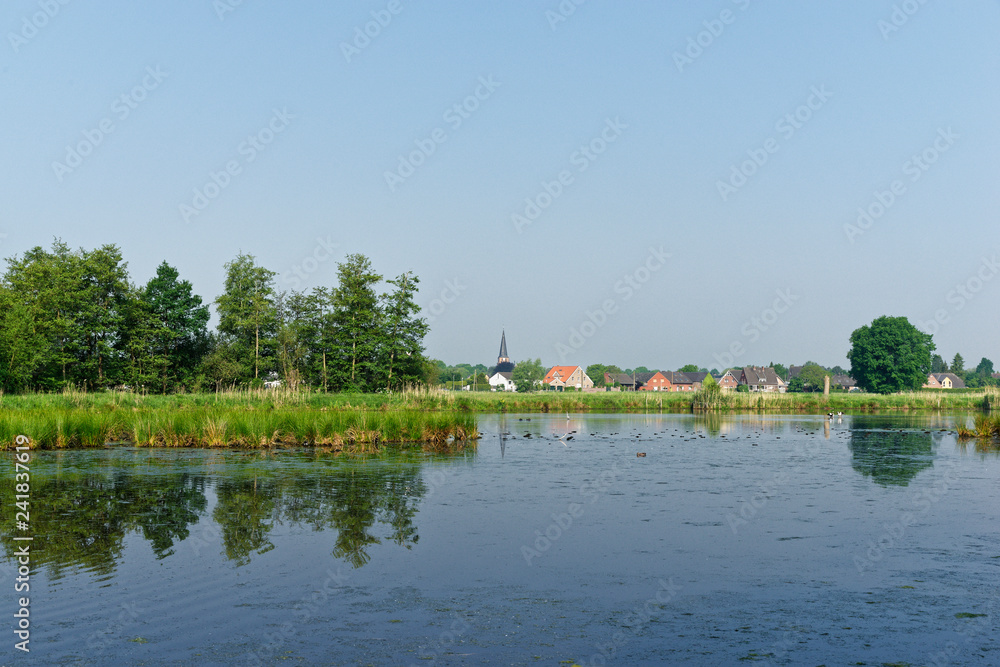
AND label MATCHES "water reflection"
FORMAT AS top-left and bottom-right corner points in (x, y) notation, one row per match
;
(1, 450), (461, 577)
(848, 417), (936, 486)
